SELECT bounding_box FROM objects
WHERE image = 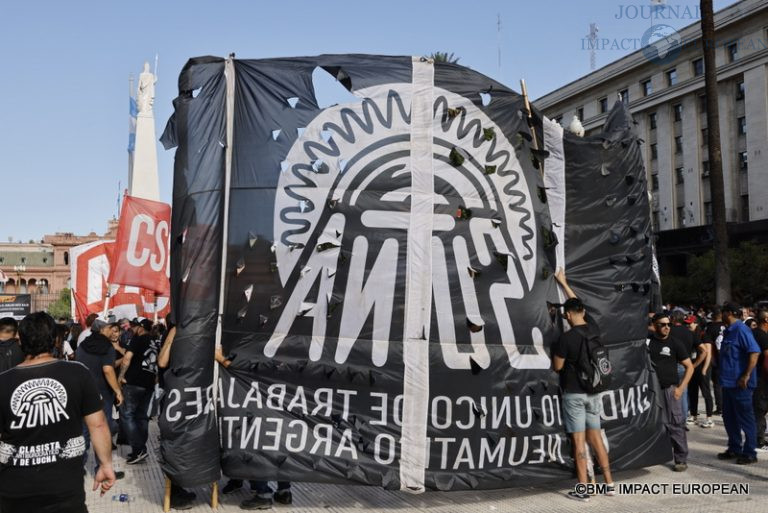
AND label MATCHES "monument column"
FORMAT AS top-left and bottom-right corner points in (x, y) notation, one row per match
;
(130, 61), (160, 200)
